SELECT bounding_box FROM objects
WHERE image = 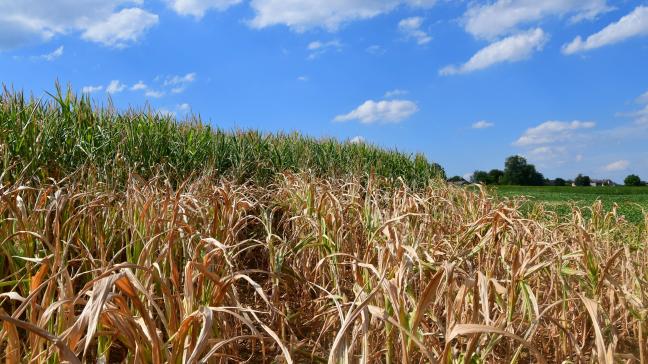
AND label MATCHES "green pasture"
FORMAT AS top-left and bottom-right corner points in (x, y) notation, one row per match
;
(493, 185), (648, 224)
